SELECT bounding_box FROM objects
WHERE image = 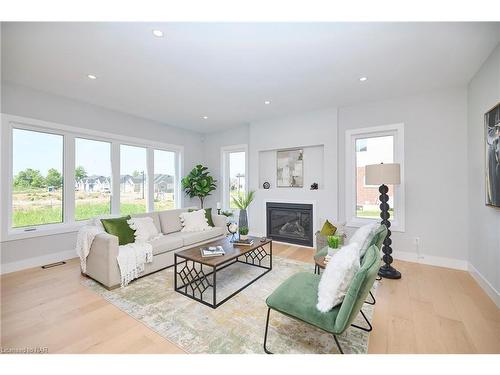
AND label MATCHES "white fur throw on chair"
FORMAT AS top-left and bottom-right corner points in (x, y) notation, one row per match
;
(316, 242), (361, 313)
